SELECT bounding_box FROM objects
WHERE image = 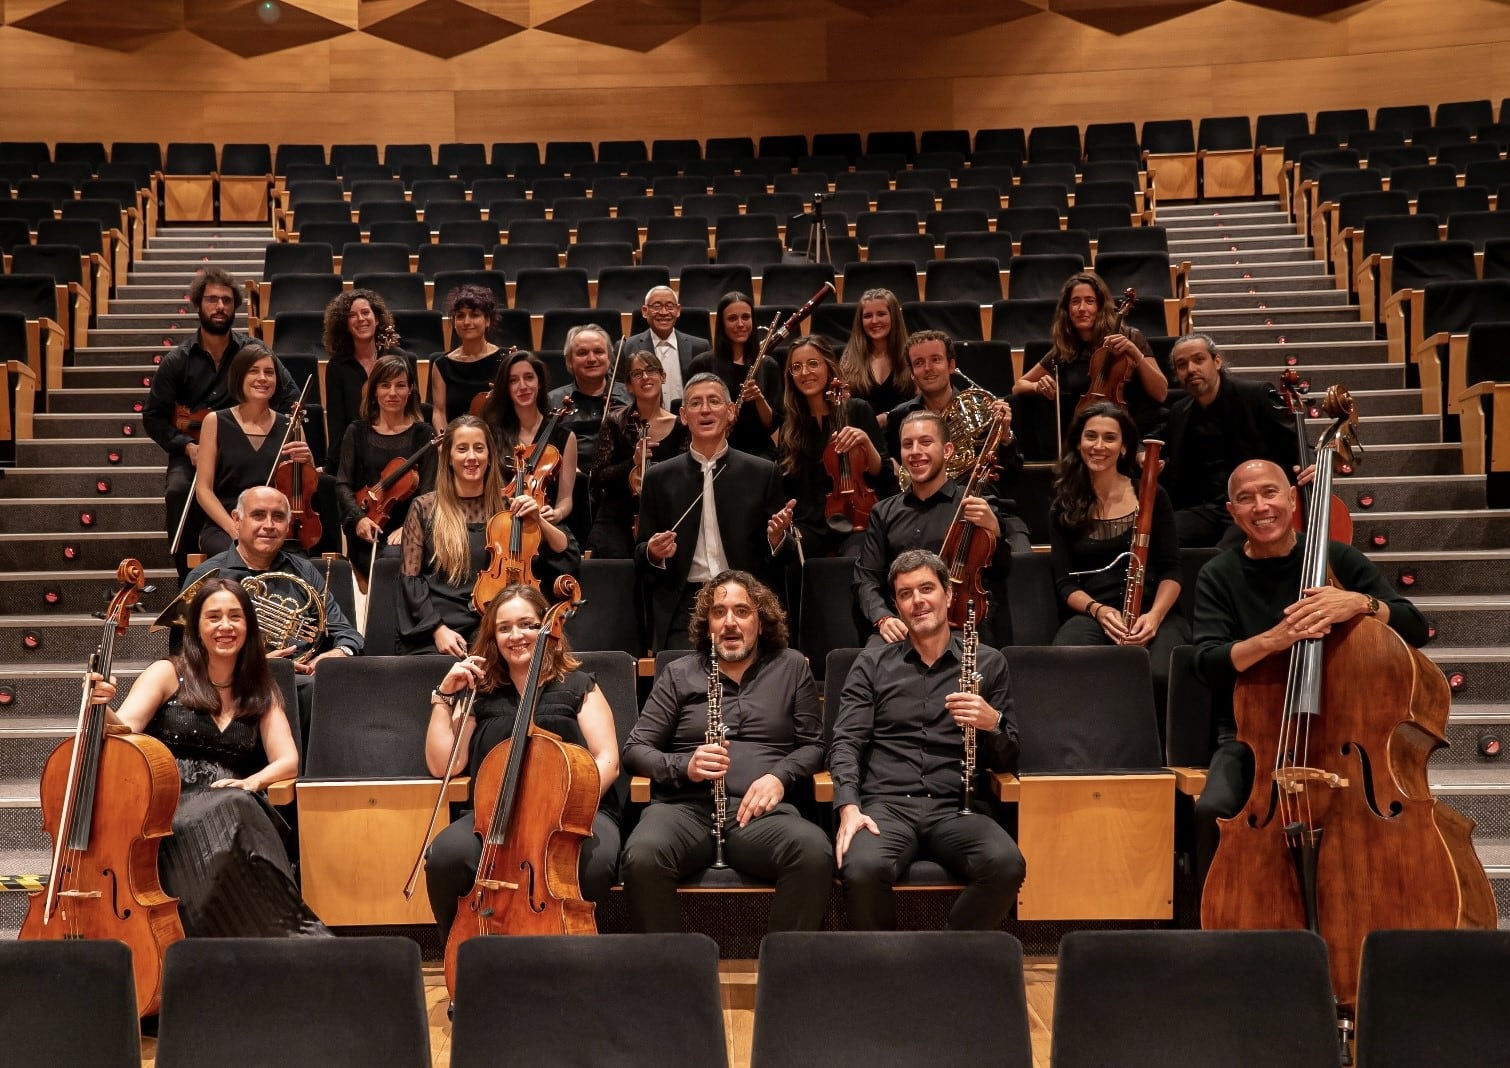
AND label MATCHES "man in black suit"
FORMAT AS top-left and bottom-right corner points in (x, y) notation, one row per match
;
(636, 373), (796, 650)
(1161, 333), (1300, 547)
(624, 285), (709, 408)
